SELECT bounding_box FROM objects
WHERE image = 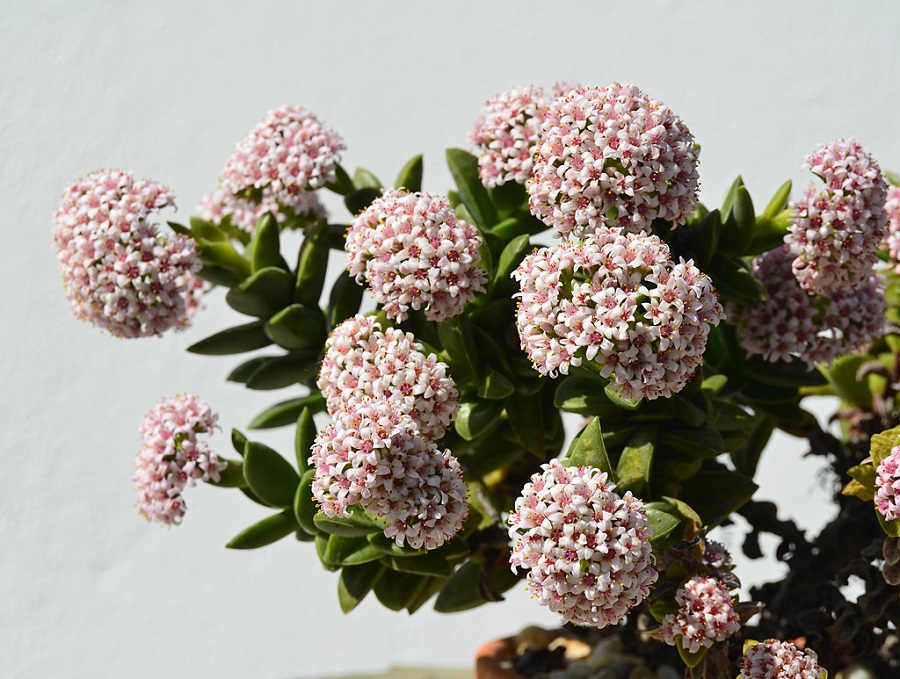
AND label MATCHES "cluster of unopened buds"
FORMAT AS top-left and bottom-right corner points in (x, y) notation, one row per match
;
(875, 444), (900, 521)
